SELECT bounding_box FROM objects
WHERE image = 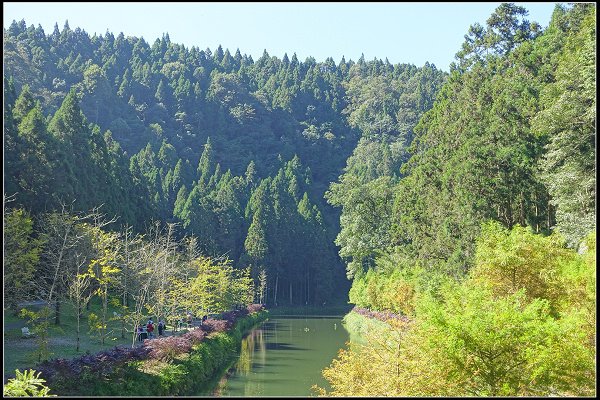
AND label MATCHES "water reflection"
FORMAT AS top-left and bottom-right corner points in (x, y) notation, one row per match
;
(213, 316), (349, 397)
(236, 328), (265, 375)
